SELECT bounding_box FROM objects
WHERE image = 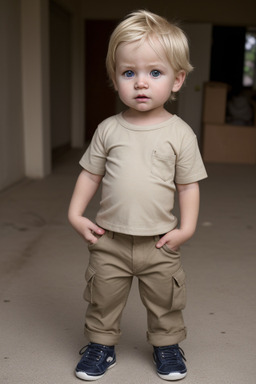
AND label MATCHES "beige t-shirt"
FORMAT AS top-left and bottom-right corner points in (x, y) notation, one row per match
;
(80, 113), (207, 236)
